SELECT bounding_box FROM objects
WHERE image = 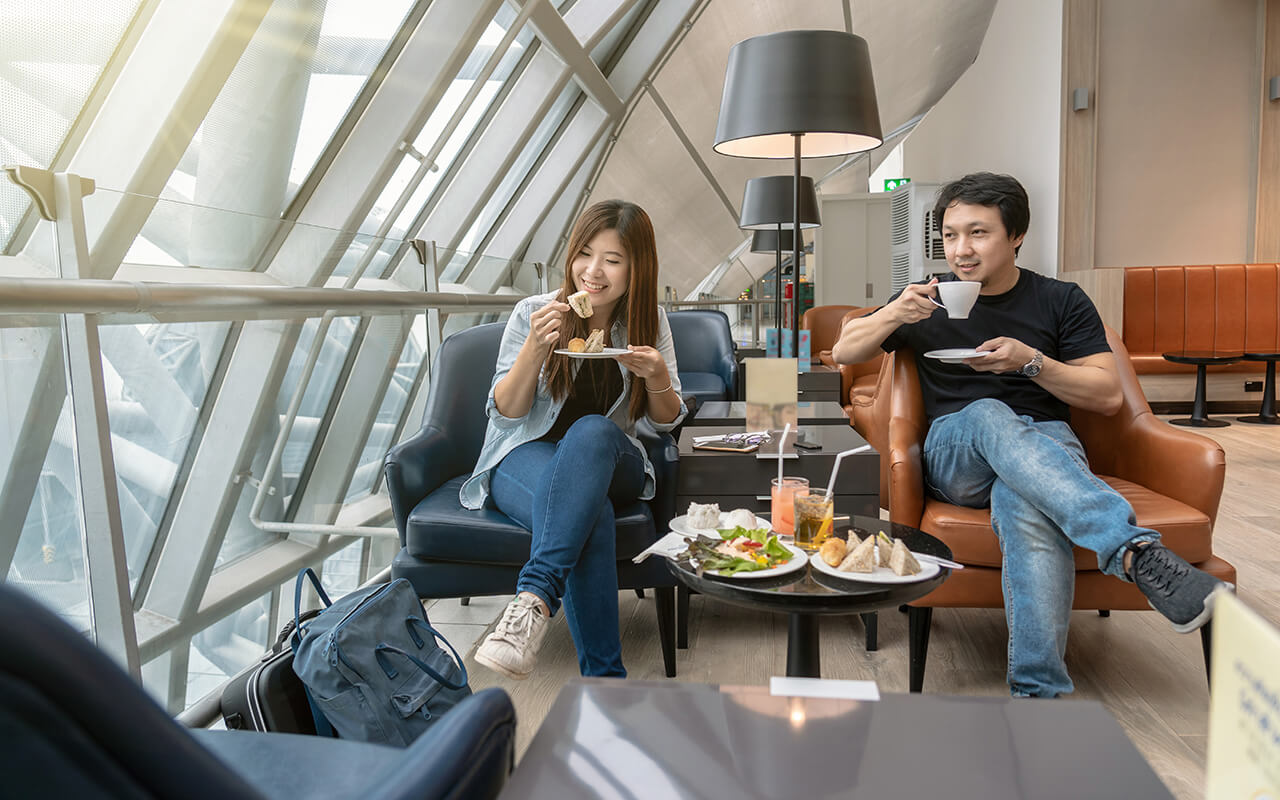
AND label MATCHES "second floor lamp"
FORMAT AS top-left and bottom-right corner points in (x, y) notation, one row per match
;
(739, 175), (819, 355)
